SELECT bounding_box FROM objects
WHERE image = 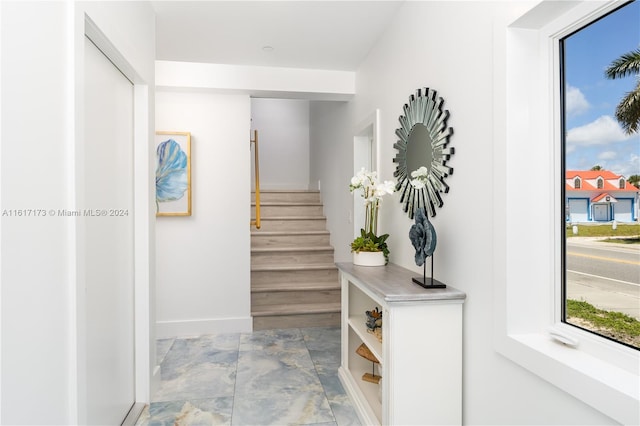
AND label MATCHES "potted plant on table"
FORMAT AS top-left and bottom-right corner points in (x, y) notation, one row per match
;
(349, 168), (395, 266)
